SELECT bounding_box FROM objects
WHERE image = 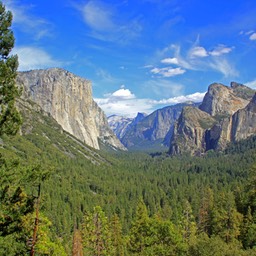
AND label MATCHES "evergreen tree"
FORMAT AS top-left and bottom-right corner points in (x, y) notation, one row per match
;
(0, 1), (22, 136)
(180, 200), (197, 245)
(198, 187), (214, 235)
(211, 192), (243, 243)
(82, 206), (113, 256)
(128, 199), (151, 254)
(109, 214), (125, 256)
